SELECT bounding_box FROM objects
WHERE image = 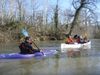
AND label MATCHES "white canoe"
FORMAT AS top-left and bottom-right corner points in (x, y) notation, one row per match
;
(61, 41), (91, 50)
